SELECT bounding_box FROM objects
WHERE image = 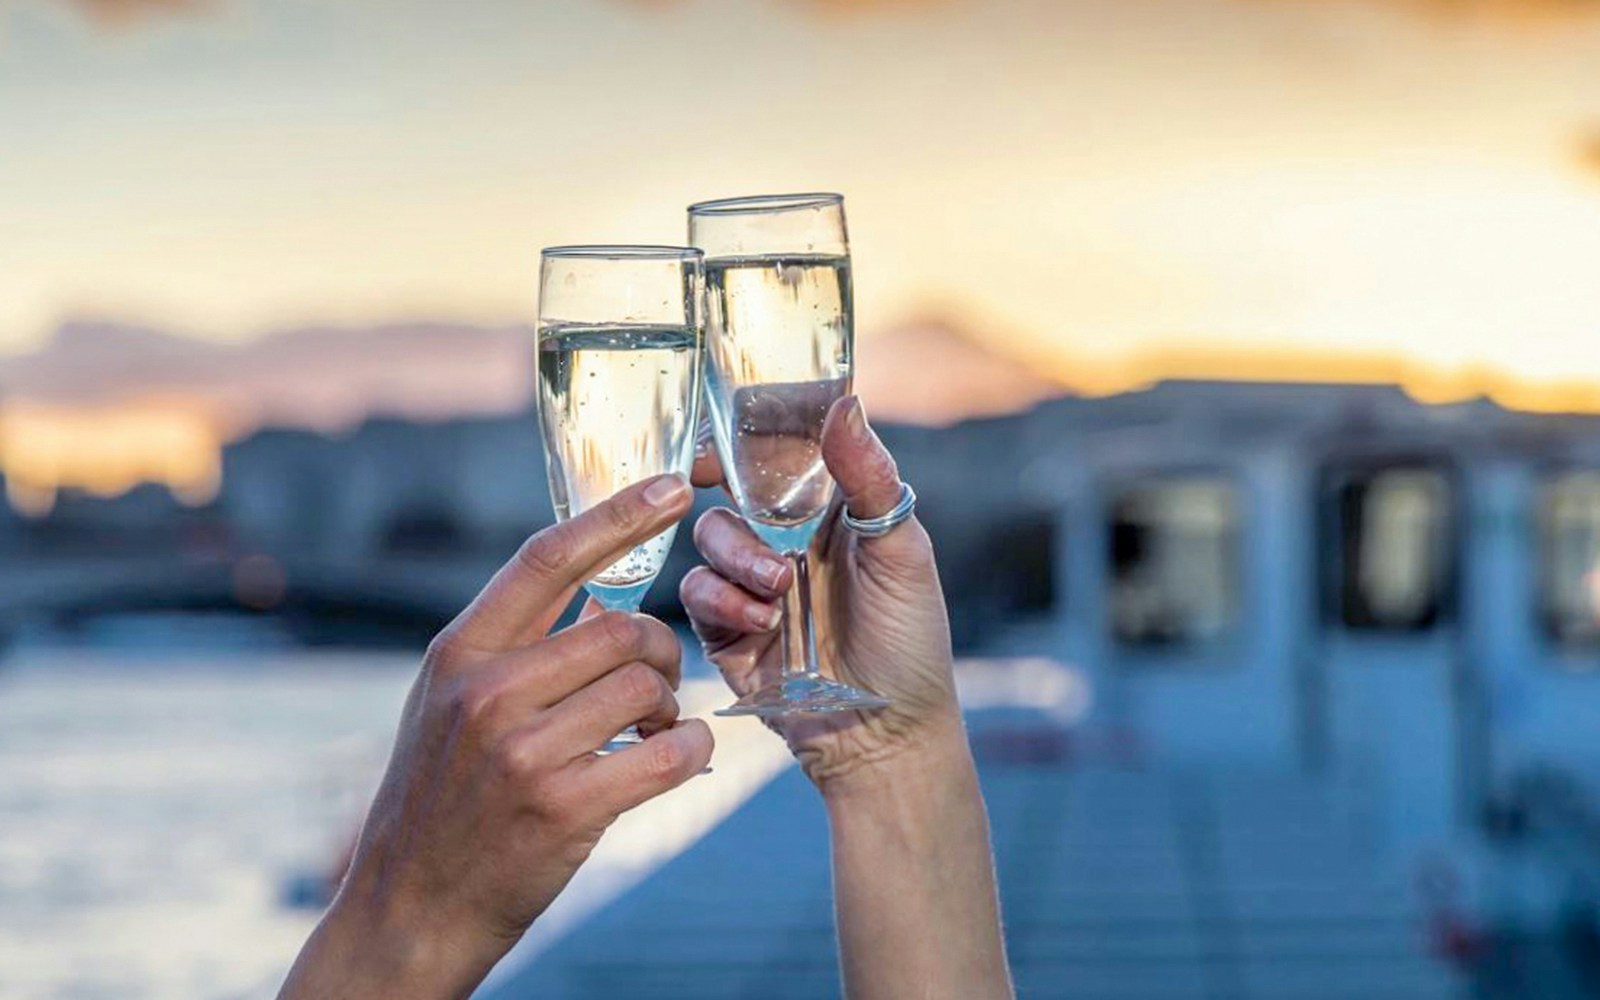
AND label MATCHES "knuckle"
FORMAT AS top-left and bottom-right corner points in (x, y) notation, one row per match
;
(528, 779), (585, 830)
(691, 510), (719, 550)
(423, 626), (463, 672)
(448, 679), (500, 733)
(602, 493), (640, 533)
(714, 585), (745, 620)
(678, 566), (707, 603)
(647, 739), (685, 781)
(516, 526), (575, 580)
(634, 614), (674, 650)
(617, 661), (664, 706)
(494, 734), (543, 782)
(740, 551), (769, 584)
(693, 507), (740, 553)
(597, 610), (645, 655)
(864, 447), (900, 487)
(681, 564), (723, 597)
